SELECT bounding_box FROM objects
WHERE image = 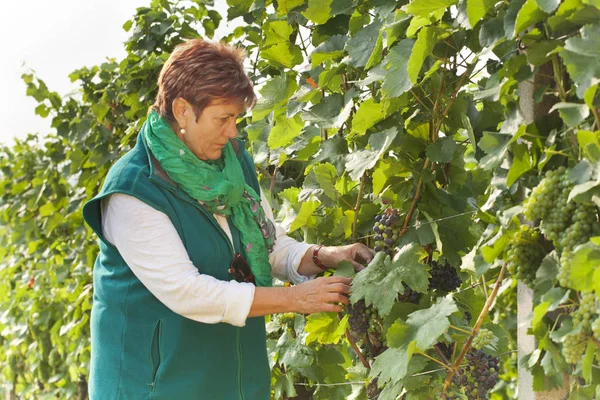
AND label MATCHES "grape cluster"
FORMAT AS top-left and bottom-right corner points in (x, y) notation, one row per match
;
(373, 209), (401, 255)
(505, 225), (545, 286)
(524, 167), (573, 244)
(398, 283), (420, 304)
(472, 329), (495, 350)
(562, 331), (588, 364)
(572, 292), (598, 331)
(347, 299), (371, 339)
(429, 260), (462, 292)
(592, 317), (600, 340)
(451, 350), (500, 399)
(557, 203), (600, 286)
